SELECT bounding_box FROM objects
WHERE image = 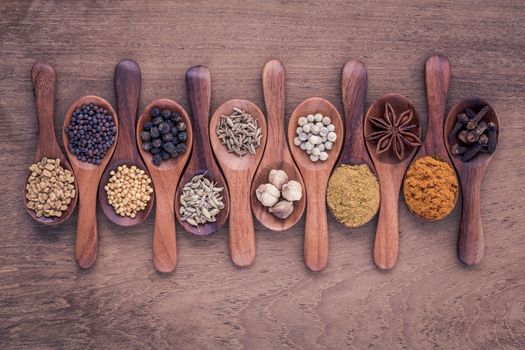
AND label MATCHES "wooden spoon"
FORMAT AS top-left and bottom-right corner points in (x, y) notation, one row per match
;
(444, 97), (499, 265)
(404, 55), (458, 220)
(251, 60), (306, 231)
(210, 99), (267, 267)
(98, 59), (154, 226)
(288, 98), (343, 271)
(327, 60), (379, 227)
(63, 95), (118, 268)
(25, 63), (78, 225)
(137, 99), (193, 272)
(174, 66), (230, 236)
(364, 94), (422, 270)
